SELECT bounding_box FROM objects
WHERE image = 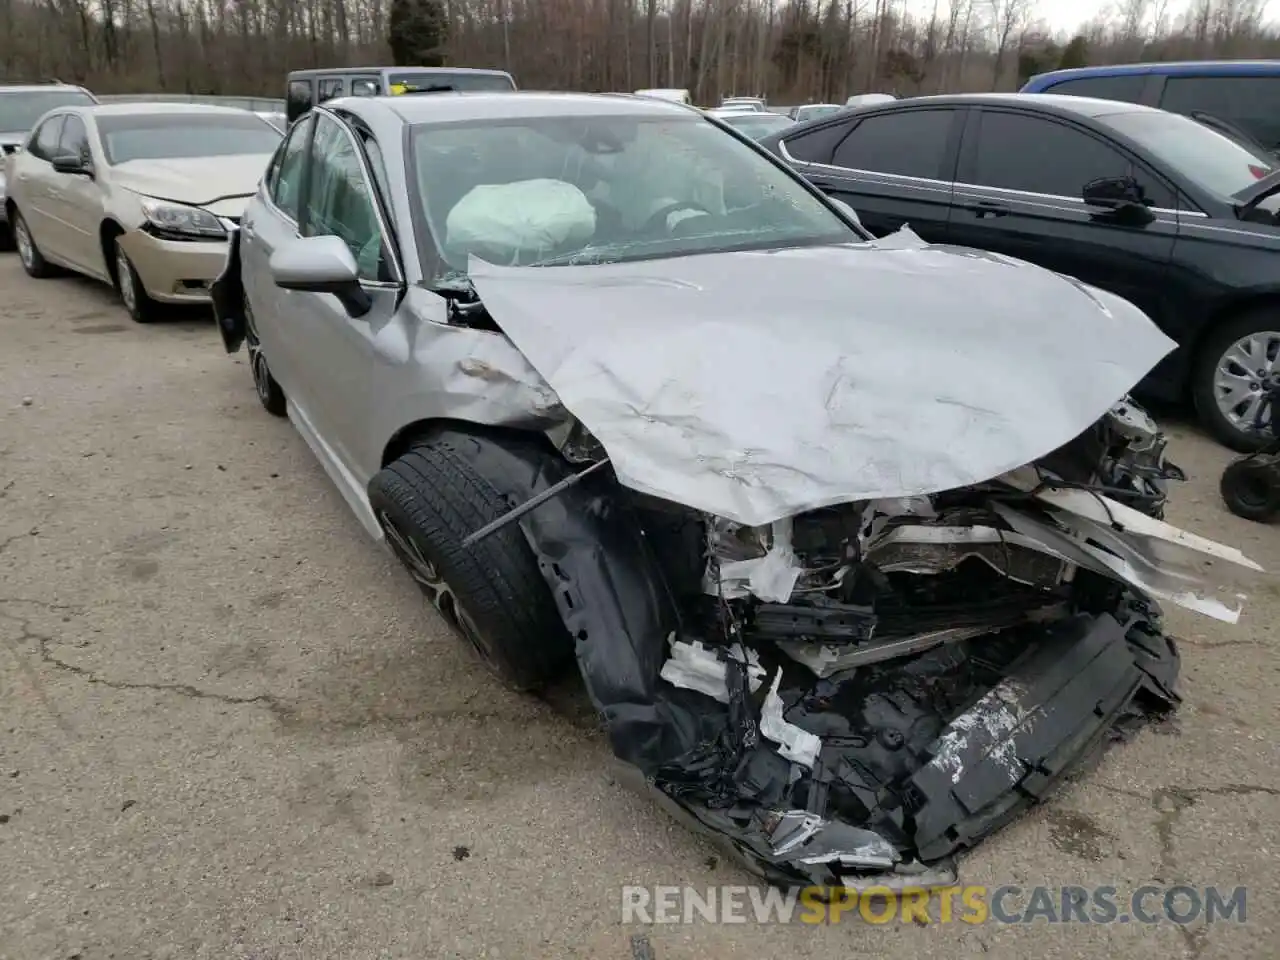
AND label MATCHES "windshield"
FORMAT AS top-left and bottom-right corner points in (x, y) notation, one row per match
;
(0, 90), (94, 133)
(1097, 109), (1275, 198)
(719, 113), (796, 139)
(409, 113), (858, 273)
(390, 72), (514, 93)
(97, 113), (282, 164)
